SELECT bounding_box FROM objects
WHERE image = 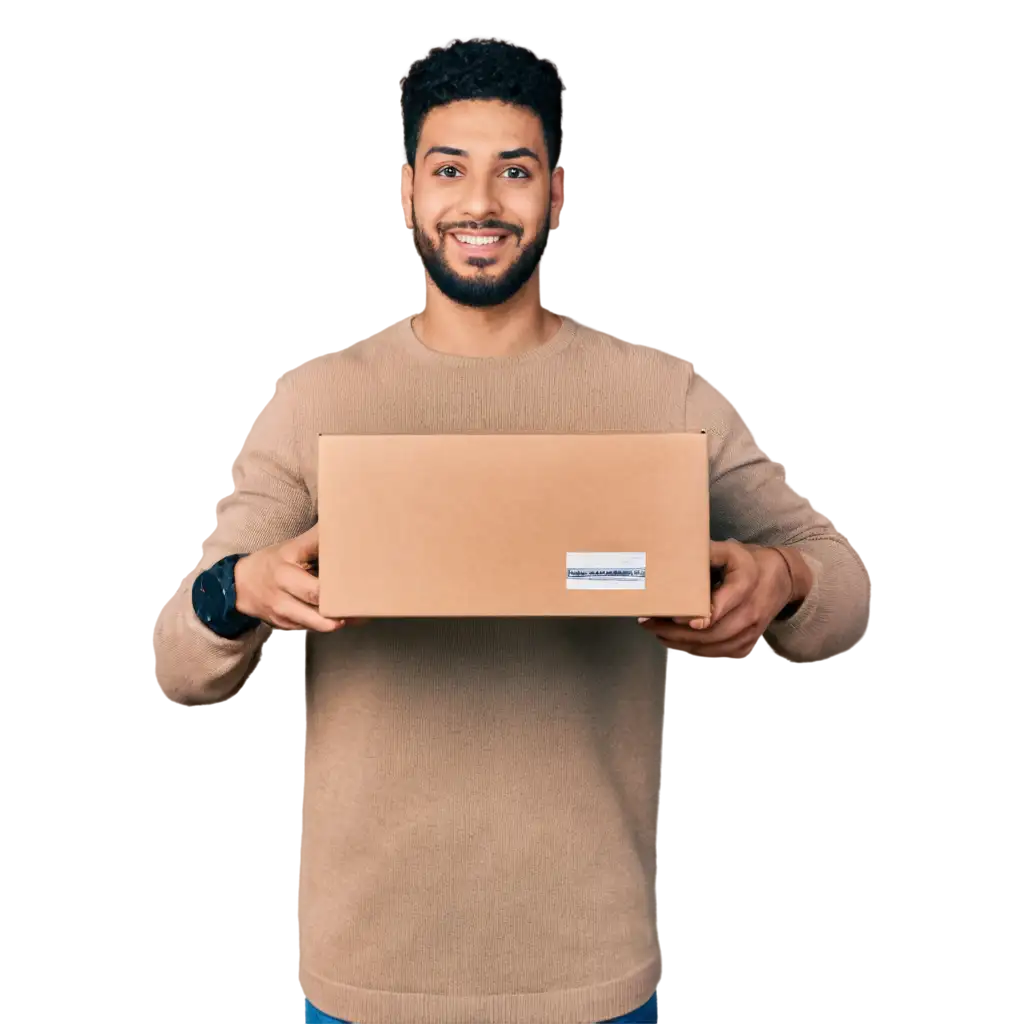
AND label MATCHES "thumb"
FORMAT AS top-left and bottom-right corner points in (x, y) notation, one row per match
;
(287, 521), (320, 561)
(704, 540), (754, 624)
(709, 539), (734, 567)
